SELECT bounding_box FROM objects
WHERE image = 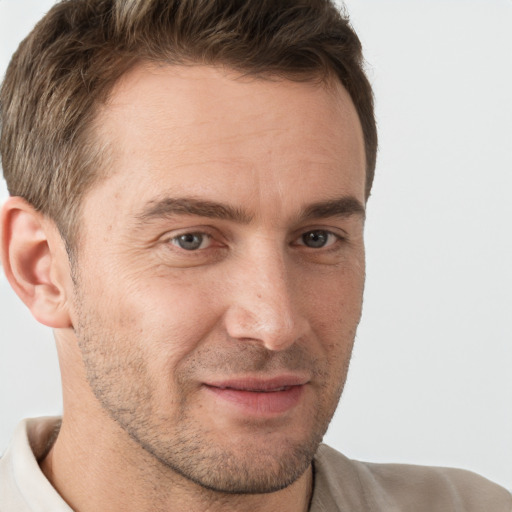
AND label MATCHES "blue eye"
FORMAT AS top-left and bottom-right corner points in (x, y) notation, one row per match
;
(301, 230), (334, 248)
(171, 233), (209, 251)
